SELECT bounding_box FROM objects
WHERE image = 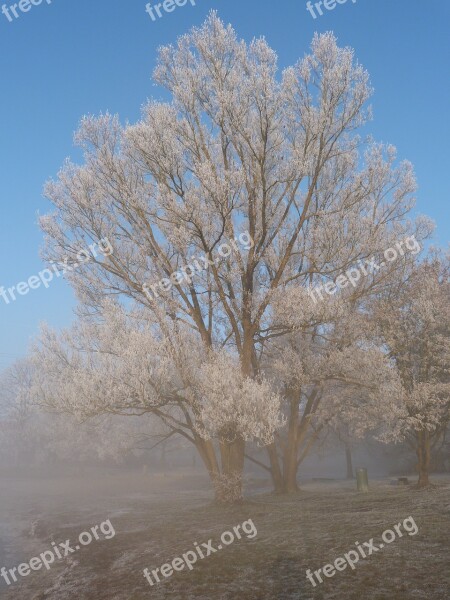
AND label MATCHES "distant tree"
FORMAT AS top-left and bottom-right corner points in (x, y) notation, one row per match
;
(373, 255), (450, 487)
(0, 360), (36, 467)
(0, 359), (156, 467)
